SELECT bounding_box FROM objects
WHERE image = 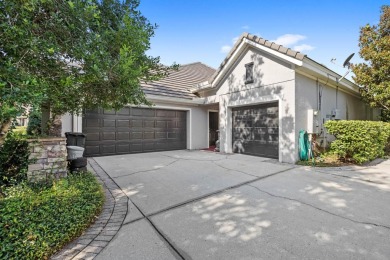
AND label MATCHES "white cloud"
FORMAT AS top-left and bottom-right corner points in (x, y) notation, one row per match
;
(293, 44), (315, 52)
(272, 34), (306, 46)
(242, 25), (250, 30)
(232, 36), (239, 44)
(221, 45), (232, 53)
